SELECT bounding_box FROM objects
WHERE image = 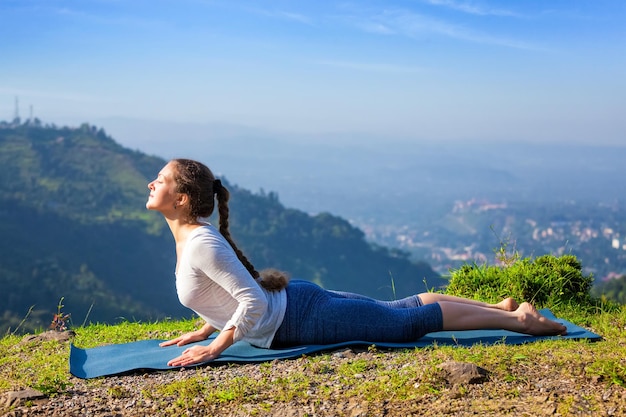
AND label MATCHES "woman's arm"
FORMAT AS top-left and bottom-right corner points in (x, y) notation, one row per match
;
(165, 327), (235, 367)
(159, 322), (217, 347)
(188, 232), (269, 344)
